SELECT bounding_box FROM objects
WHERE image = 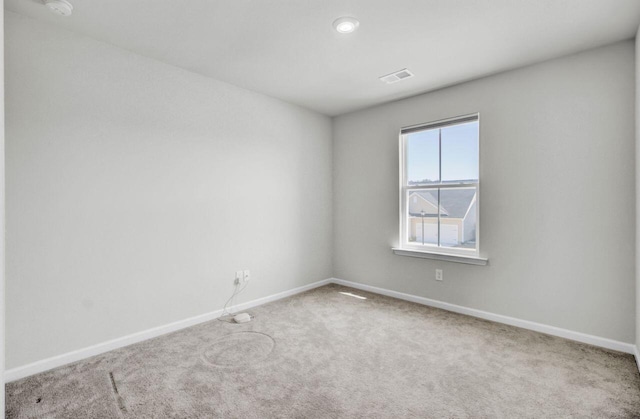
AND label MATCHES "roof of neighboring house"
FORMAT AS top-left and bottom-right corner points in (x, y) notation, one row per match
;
(409, 189), (476, 219)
